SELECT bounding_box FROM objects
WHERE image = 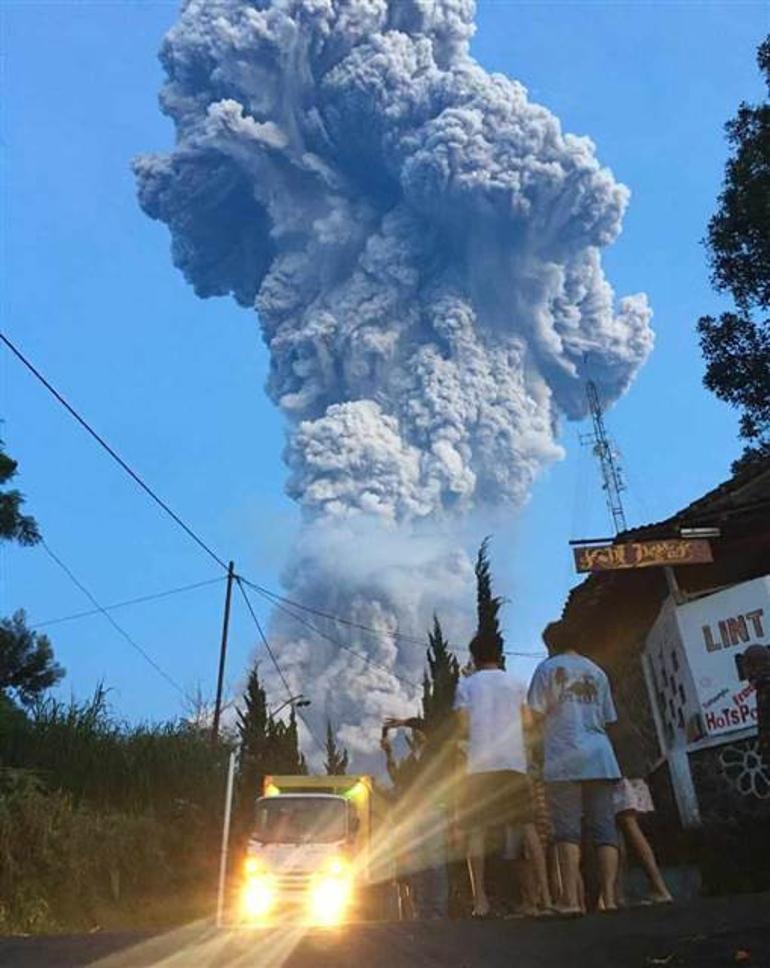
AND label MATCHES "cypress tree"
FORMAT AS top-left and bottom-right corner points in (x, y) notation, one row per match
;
(422, 615), (459, 738)
(475, 537), (505, 668)
(323, 719), (349, 775)
(274, 707), (308, 775)
(237, 665), (272, 818)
